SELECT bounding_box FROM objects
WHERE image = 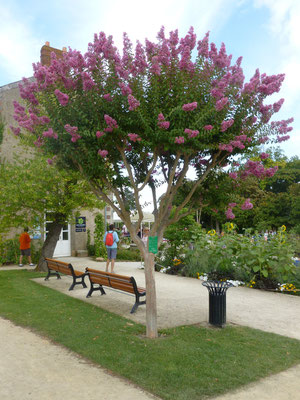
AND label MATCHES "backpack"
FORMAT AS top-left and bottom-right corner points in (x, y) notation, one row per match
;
(105, 232), (114, 246)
